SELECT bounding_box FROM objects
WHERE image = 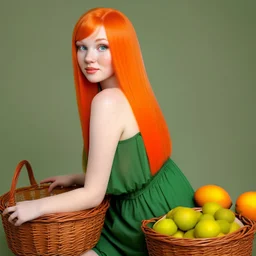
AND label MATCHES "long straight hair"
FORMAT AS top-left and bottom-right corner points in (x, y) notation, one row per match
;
(72, 8), (171, 175)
